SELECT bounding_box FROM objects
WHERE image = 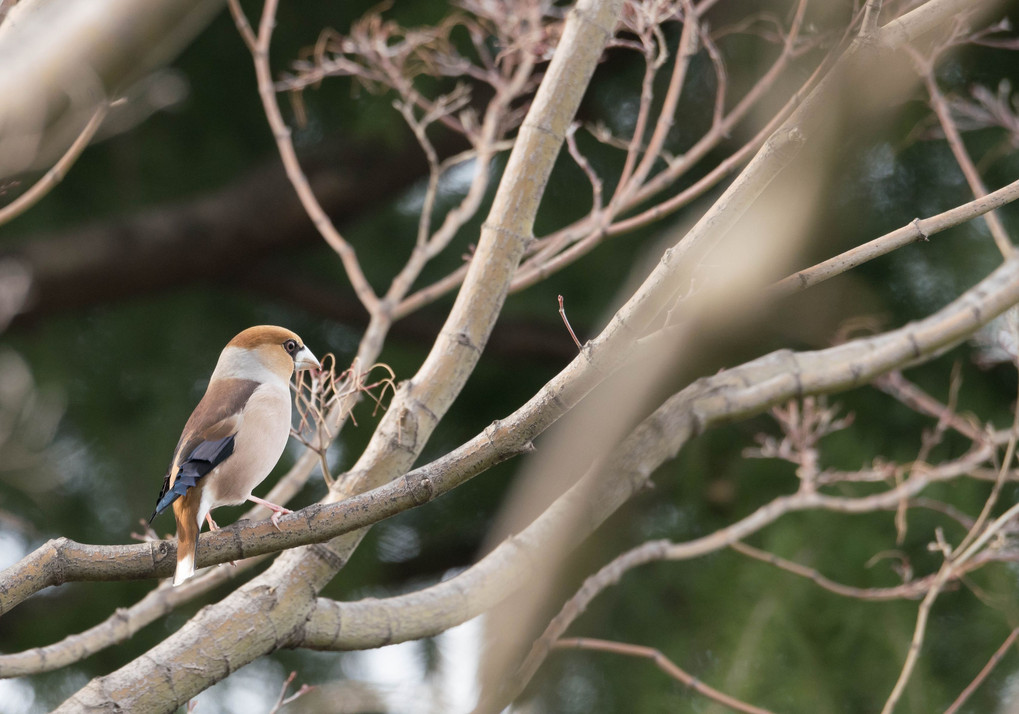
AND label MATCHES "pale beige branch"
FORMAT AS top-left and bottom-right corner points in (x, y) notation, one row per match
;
(0, 555), (265, 677)
(773, 178), (1019, 295)
(52, 1), (627, 709)
(916, 45), (1014, 257)
(0, 102), (108, 227)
